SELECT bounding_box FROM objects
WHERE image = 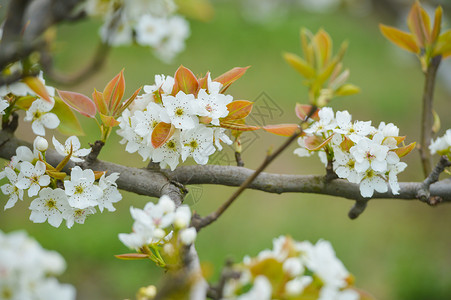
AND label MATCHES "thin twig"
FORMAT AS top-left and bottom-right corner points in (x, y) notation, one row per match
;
(40, 42), (111, 86)
(417, 155), (451, 205)
(193, 106), (317, 231)
(419, 55), (442, 177)
(234, 151), (244, 167)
